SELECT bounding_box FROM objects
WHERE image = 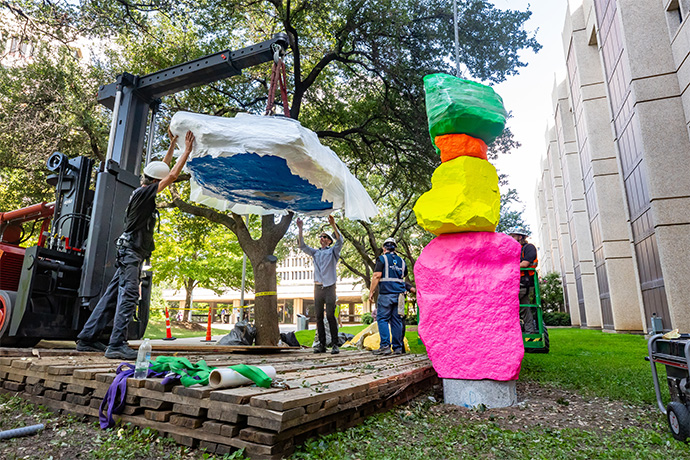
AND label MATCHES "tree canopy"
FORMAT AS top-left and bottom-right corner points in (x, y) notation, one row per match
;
(1, 0), (541, 343)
